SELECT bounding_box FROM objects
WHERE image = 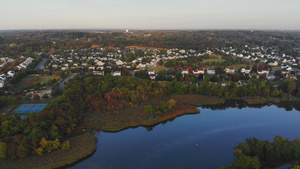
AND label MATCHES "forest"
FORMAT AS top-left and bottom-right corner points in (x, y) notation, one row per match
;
(224, 136), (300, 169)
(0, 72), (299, 159)
(1, 30), (300, 57)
